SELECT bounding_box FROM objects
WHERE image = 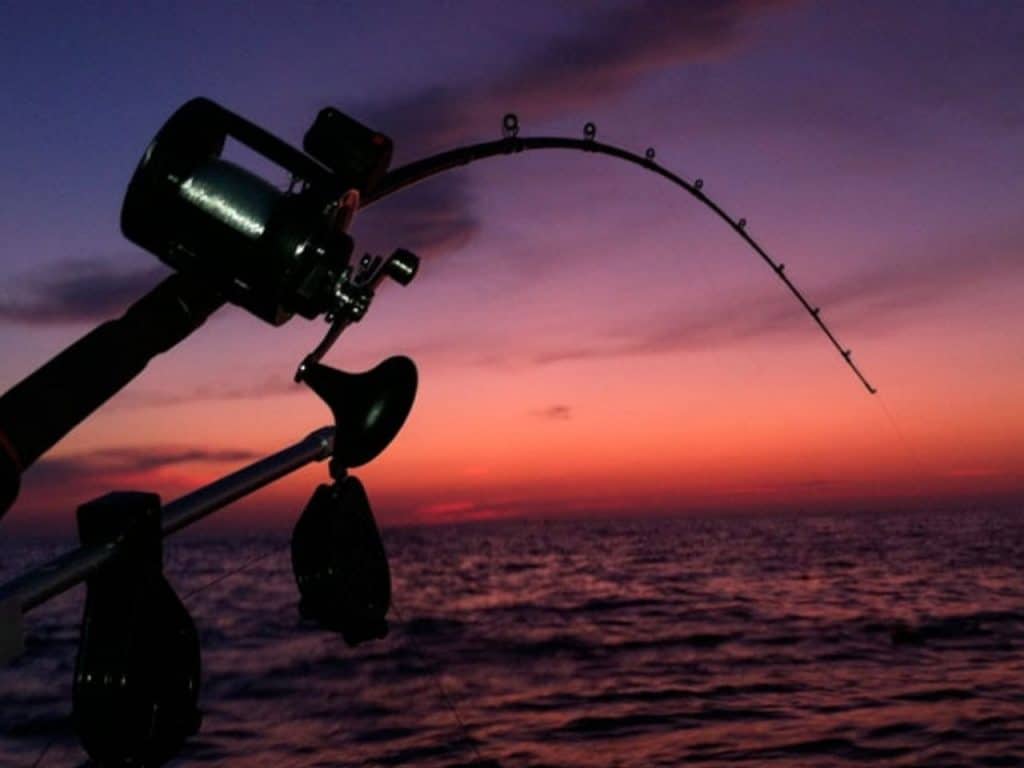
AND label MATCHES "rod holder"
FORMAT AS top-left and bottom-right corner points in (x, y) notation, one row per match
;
(72, 492), (201, 768)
